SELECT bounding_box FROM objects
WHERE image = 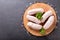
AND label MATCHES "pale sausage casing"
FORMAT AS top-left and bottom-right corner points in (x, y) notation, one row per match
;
(26, 15), (41, 24)
(27, 22), (42, 30)
(28, 8), (44, 15)
(42, 10), (52, 23)
(43, 16), (54, 29)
